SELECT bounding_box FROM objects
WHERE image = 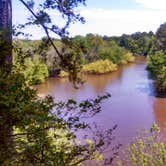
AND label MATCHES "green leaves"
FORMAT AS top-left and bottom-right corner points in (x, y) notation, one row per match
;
(119, 32), (155, 56)
(147, 51), (166, 94)
(0, 67), (117, 165)
(117, 125), (166, 166)
(156, 22), (166, 51)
